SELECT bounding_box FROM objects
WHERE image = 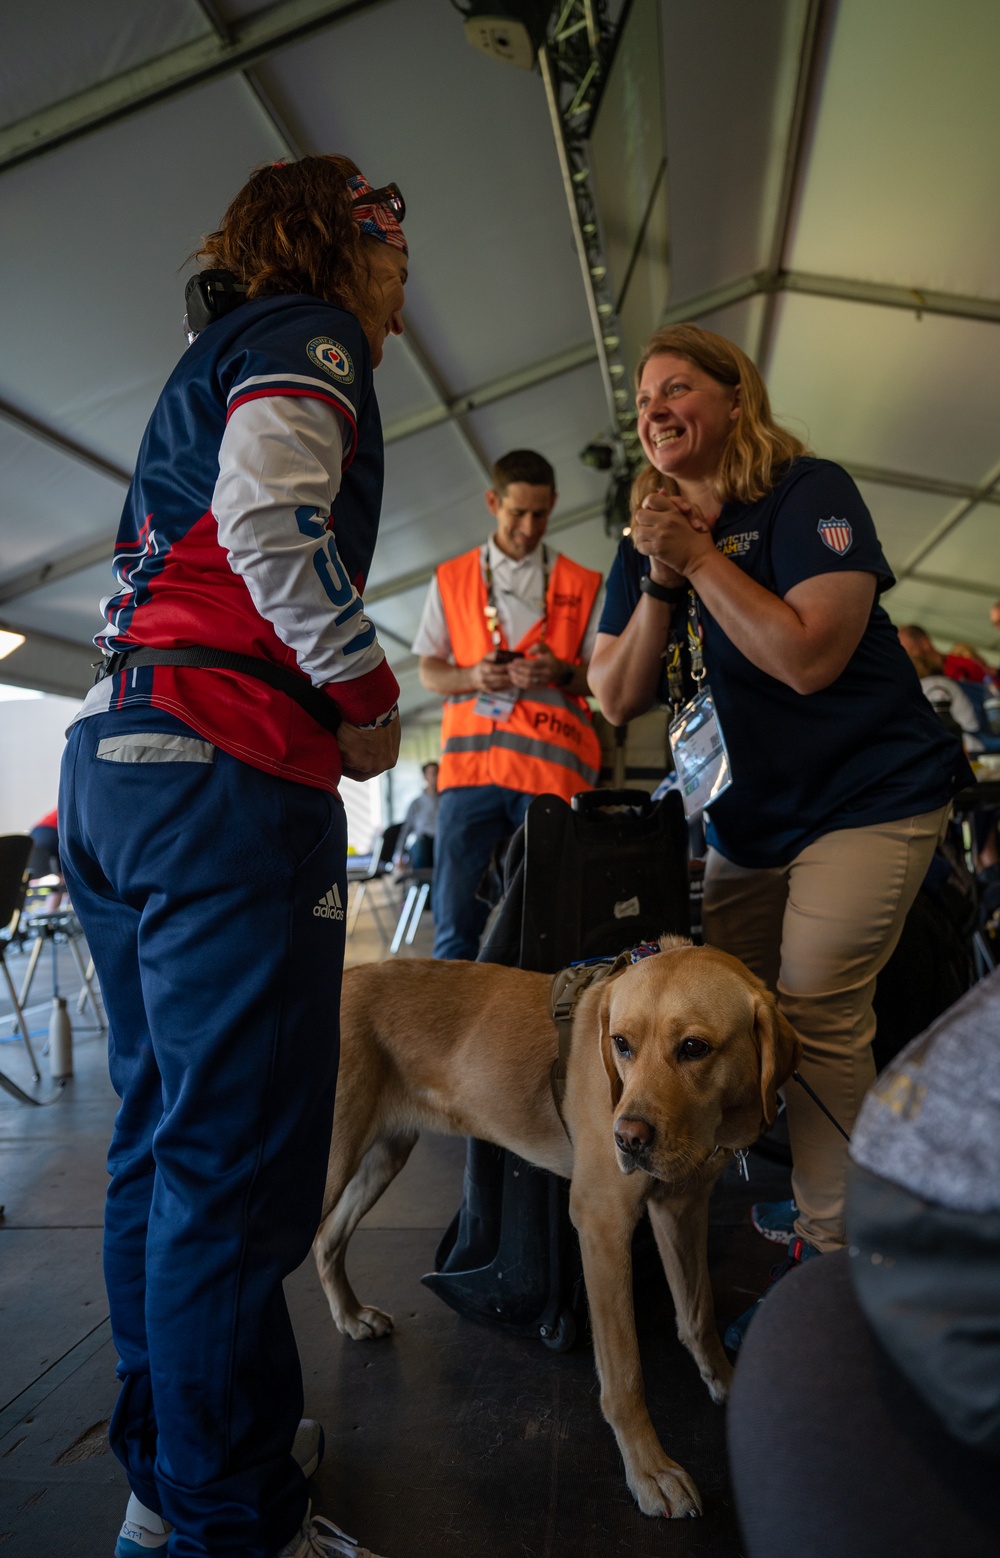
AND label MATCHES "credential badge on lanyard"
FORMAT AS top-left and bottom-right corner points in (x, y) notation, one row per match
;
(472, 545), (549, 724)
(666, 591), (733, 818)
